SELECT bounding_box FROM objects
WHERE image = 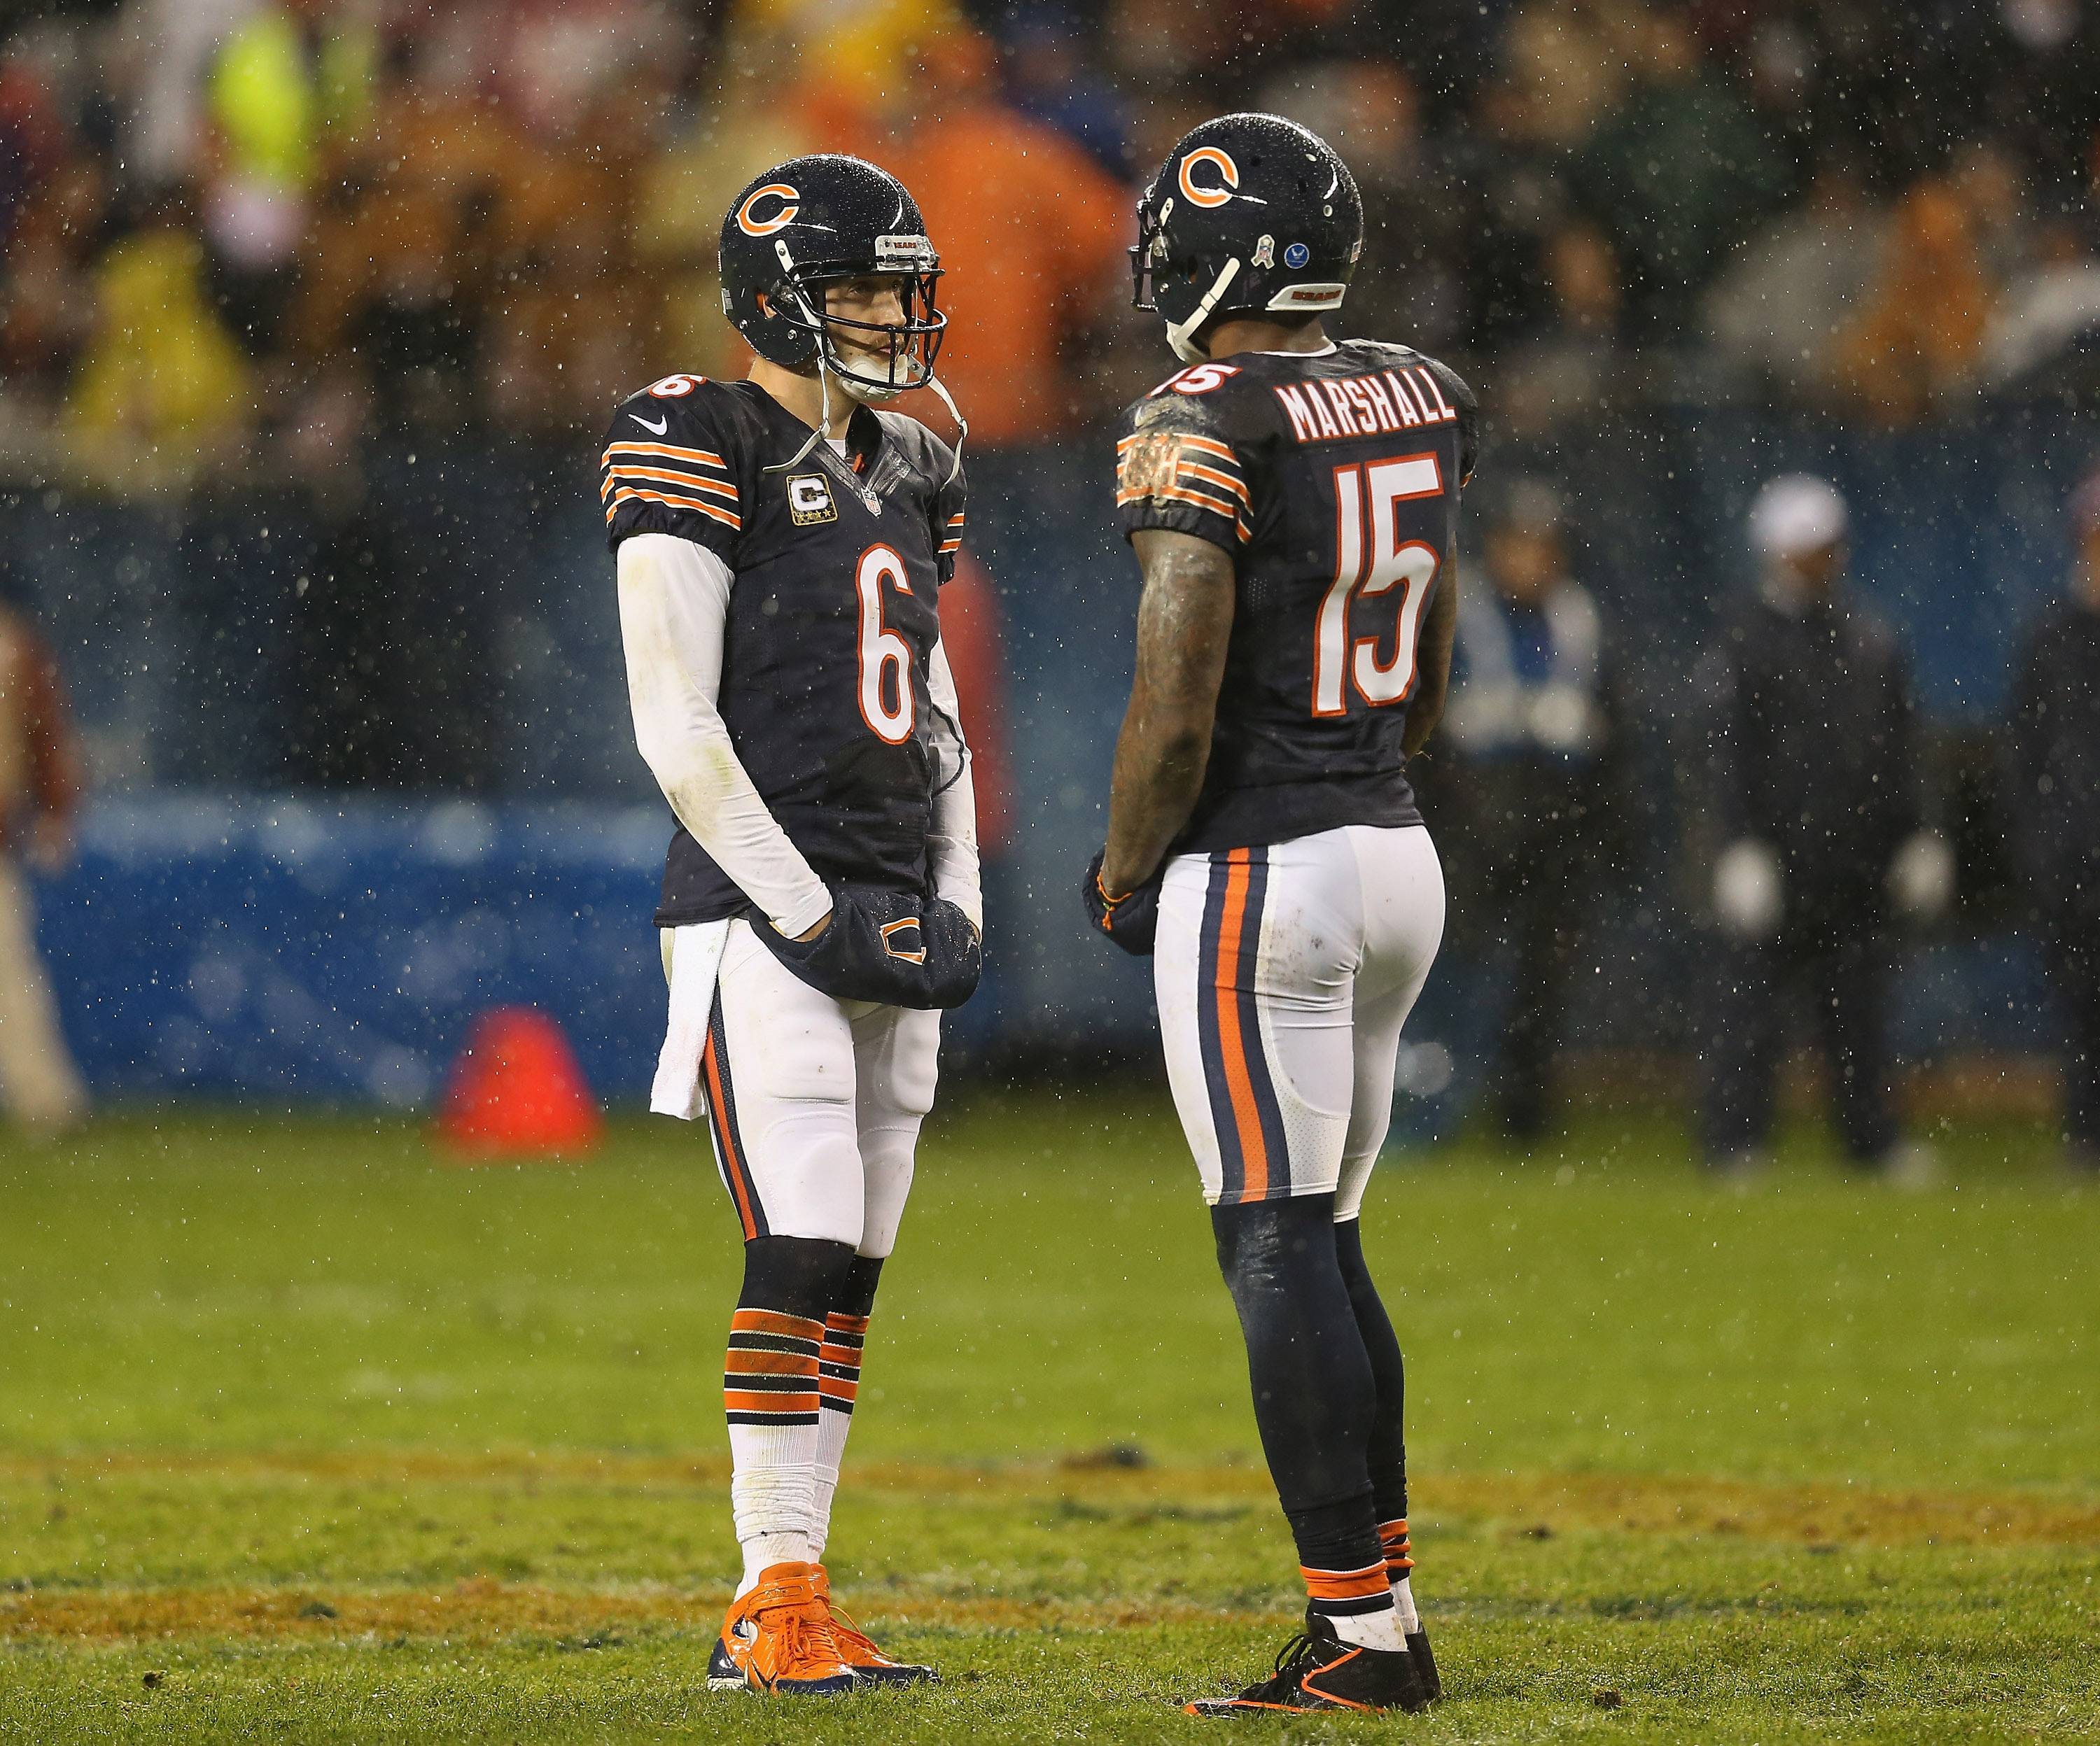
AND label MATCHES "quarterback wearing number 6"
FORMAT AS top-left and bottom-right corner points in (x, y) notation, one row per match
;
(1085, 114), (1479, 1717)
(606, 156), (979, 1698)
